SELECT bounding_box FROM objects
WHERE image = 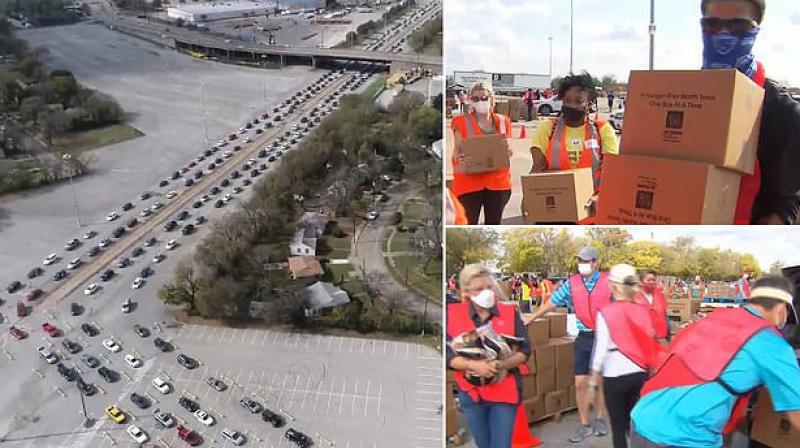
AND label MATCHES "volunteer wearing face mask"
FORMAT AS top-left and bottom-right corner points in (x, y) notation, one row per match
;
(447, 264), (531, 448)
(529, 74), (619, 214)
(635, 271), (670, 340)
(523, 246), (613, 443)
(630, 276), (800, 448)
(700, 0), (800, 224)
(590, 264), (666, 448)
(451, 82), (513, 225)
